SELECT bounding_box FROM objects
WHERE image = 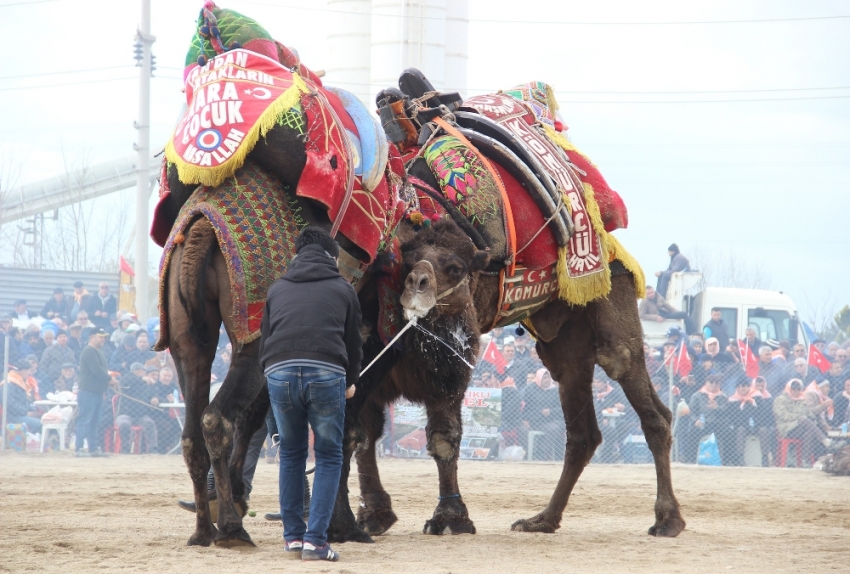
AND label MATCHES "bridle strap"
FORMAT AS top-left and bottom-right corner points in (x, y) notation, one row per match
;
(436, 275), (469, 301)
